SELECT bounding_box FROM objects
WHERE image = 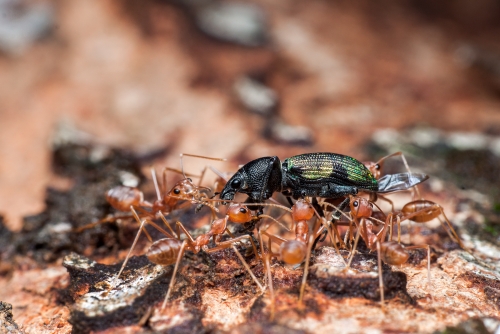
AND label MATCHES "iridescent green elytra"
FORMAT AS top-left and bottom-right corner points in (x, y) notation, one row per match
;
(282, 153), (378, 190)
